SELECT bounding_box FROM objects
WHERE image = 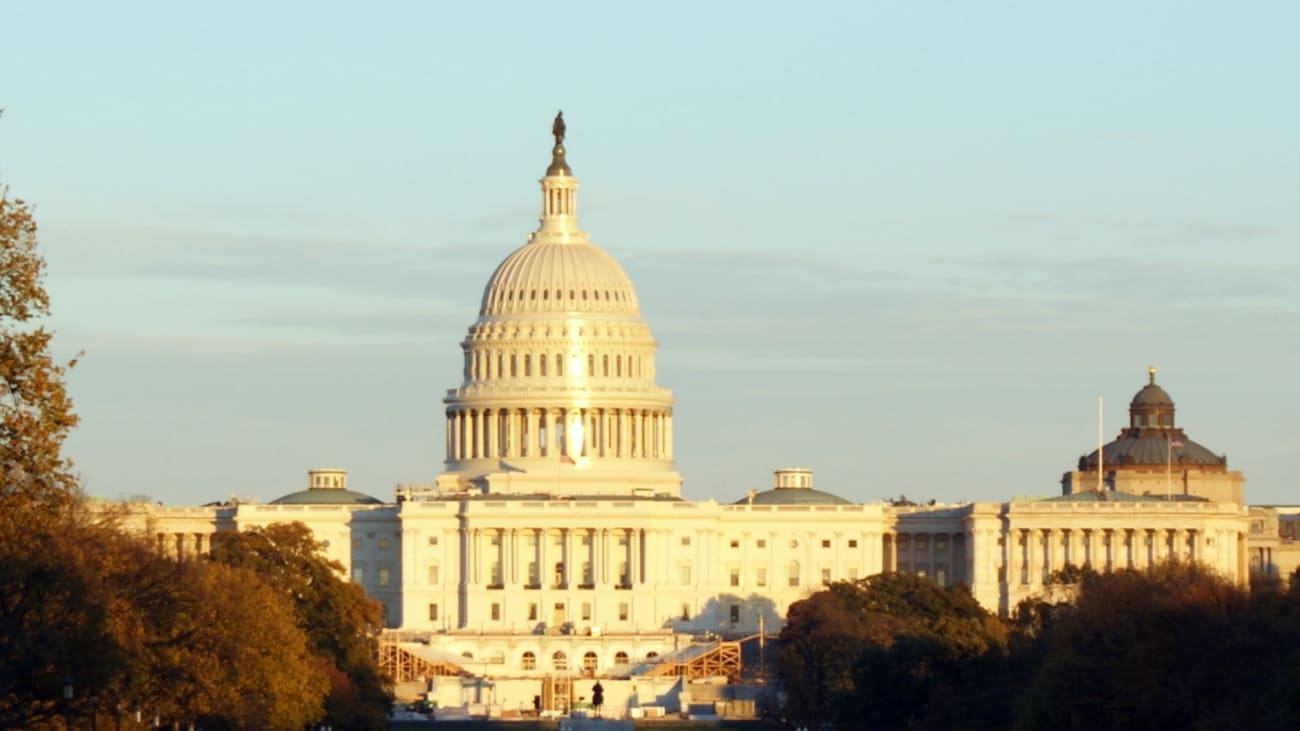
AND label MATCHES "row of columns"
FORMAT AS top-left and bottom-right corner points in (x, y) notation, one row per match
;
(1006, 526), (1227, 584)
(447, 407), (672, 462)
(466, 349), (648, 382)
(465, 527), (645, 589)
(156, 532), (210, 560)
